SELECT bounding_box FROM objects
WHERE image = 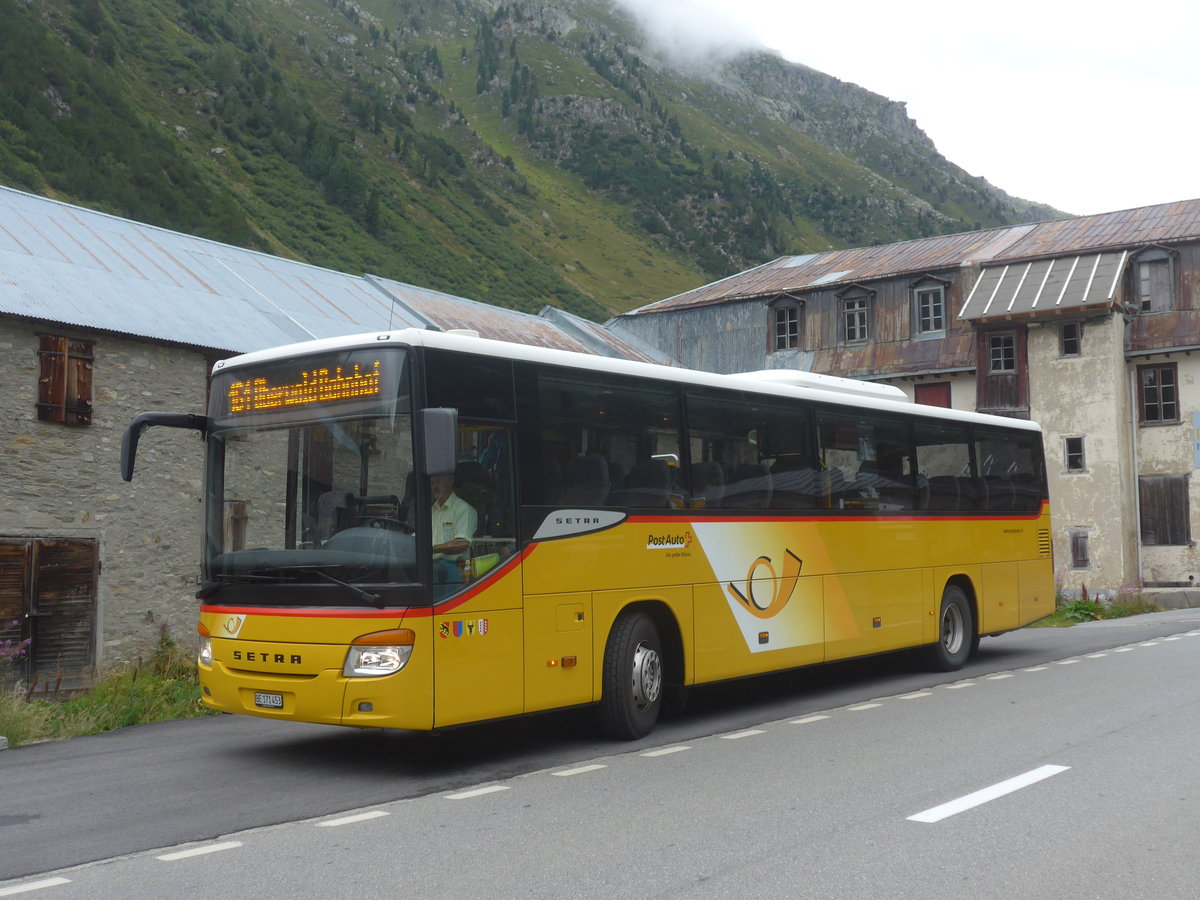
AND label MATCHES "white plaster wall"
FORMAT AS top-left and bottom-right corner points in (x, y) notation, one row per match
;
(1026, 316), (1135, 596)
(0, 322), (209, 666)
(1135, 353), (1200, 586)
